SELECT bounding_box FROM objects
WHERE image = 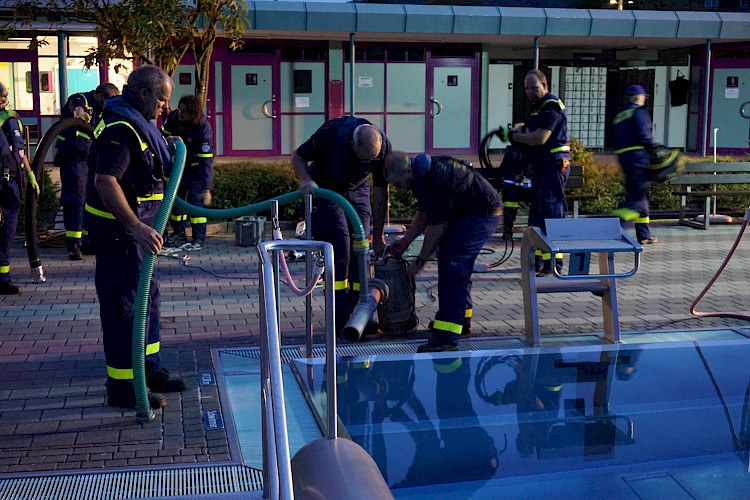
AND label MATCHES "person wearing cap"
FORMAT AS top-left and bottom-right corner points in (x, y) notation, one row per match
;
(506, 69), (571, 274)
(612, 84), (657, 245)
